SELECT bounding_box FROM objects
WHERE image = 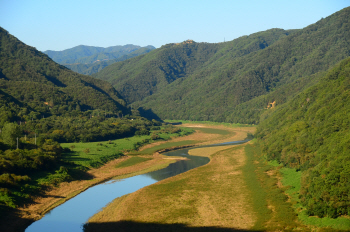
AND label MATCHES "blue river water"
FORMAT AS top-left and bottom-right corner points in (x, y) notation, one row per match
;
(25, 140), (248, 232)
